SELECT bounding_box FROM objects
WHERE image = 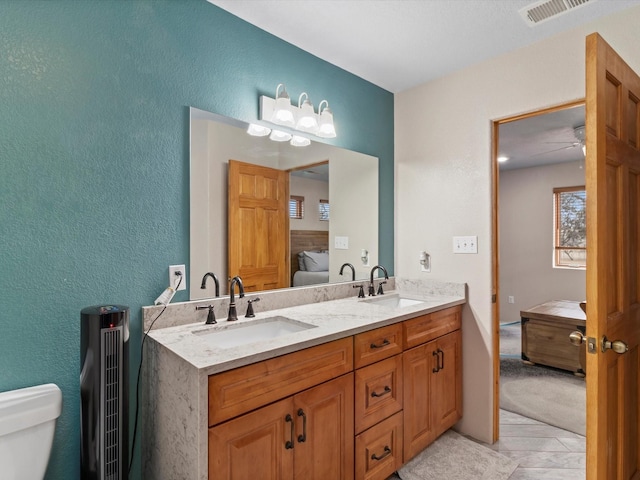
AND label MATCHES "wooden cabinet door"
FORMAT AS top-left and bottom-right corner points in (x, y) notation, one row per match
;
(209, 397), (295, 480)
(403, 330), (462, 461)
(293, 373), (354, 480)
(402, 343), (435, 461)
(432, 330), (462, 436)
